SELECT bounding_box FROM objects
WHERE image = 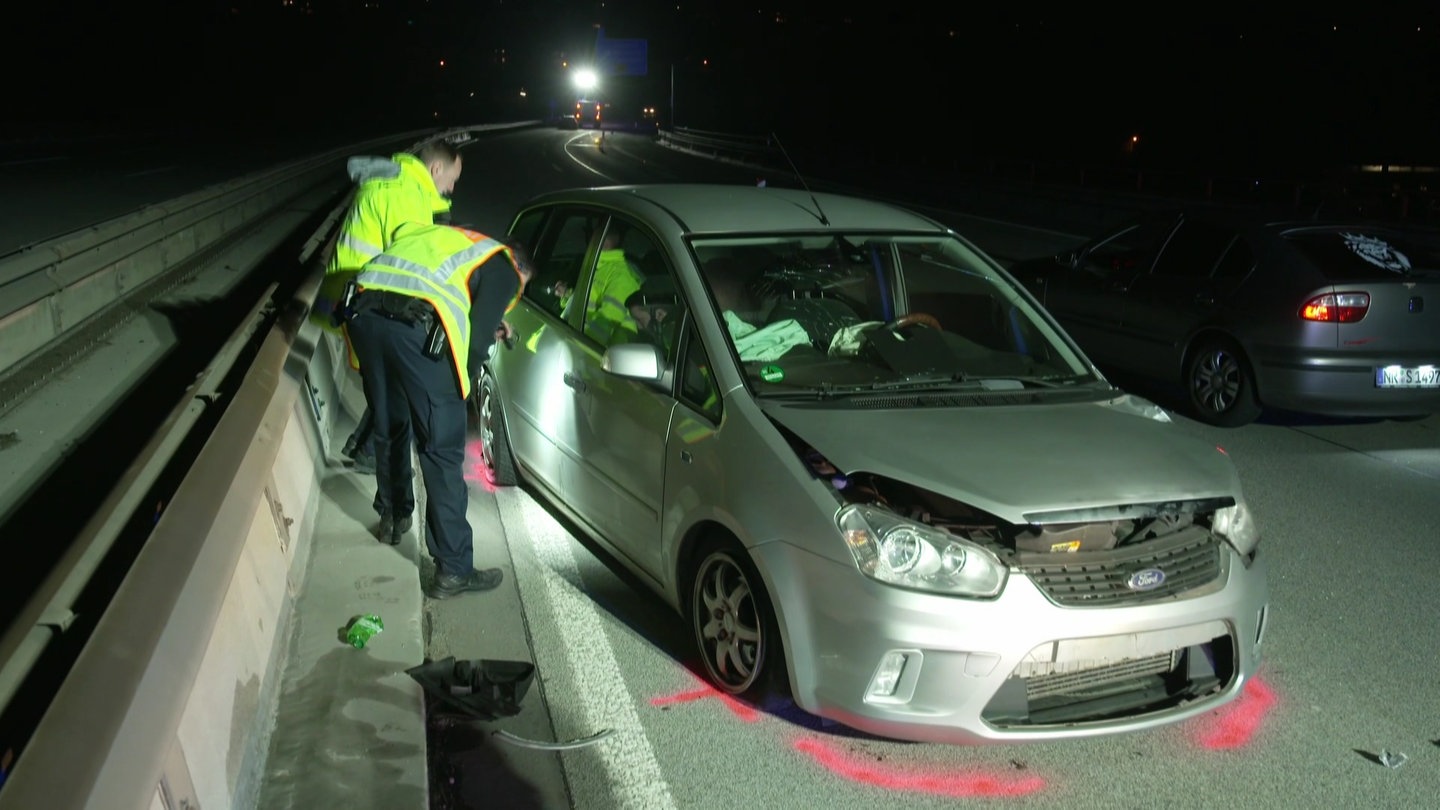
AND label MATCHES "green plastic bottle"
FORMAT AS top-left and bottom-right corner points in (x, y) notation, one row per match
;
(346, 614), (384, 648)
